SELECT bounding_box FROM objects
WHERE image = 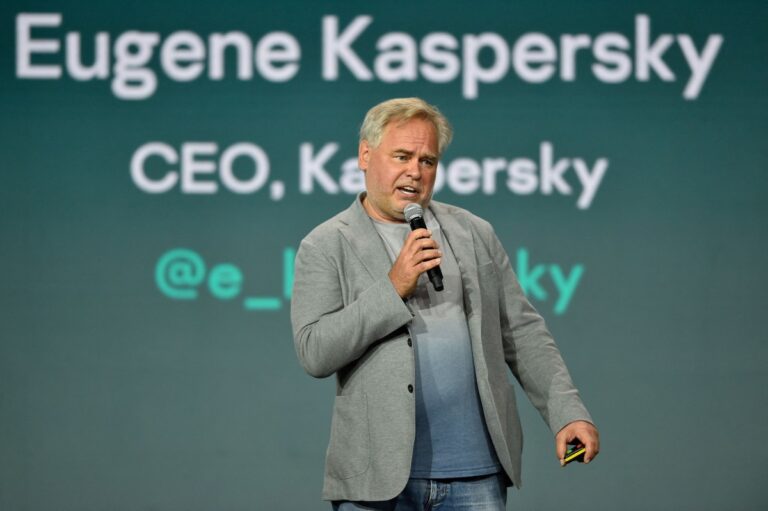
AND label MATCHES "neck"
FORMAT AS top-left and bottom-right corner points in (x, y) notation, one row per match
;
(360, 193), (407, 224)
